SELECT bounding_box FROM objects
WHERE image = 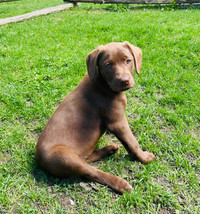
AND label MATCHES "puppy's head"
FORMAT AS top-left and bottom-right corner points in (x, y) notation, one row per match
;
(86, 42), (142, 92)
